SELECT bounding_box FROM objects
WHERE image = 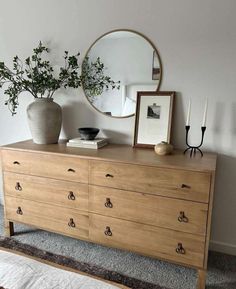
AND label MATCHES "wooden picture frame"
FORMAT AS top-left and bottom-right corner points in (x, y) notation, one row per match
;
(133, 91), (175, 148)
